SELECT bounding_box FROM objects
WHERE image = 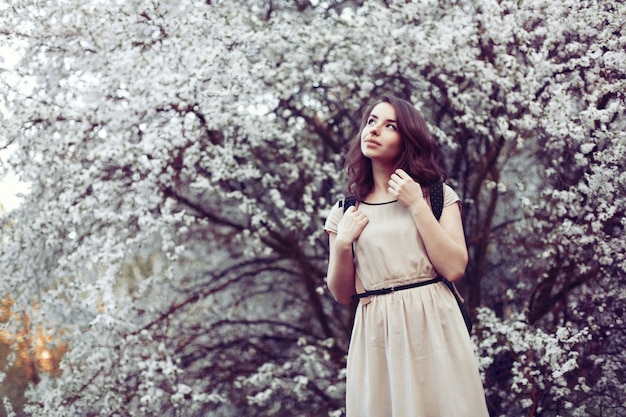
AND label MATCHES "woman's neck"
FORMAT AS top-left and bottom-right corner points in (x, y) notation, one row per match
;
(366, 162), (396, 202)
